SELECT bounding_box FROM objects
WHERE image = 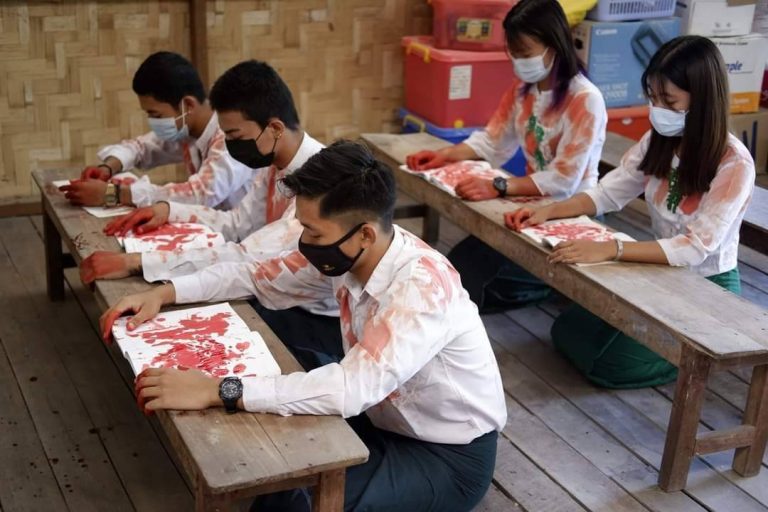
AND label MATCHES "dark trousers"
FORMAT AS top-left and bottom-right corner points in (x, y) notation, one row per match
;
(249, 299), (344, 371)
(251, 414), (498, 512)
(448, 235), (550, 313)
